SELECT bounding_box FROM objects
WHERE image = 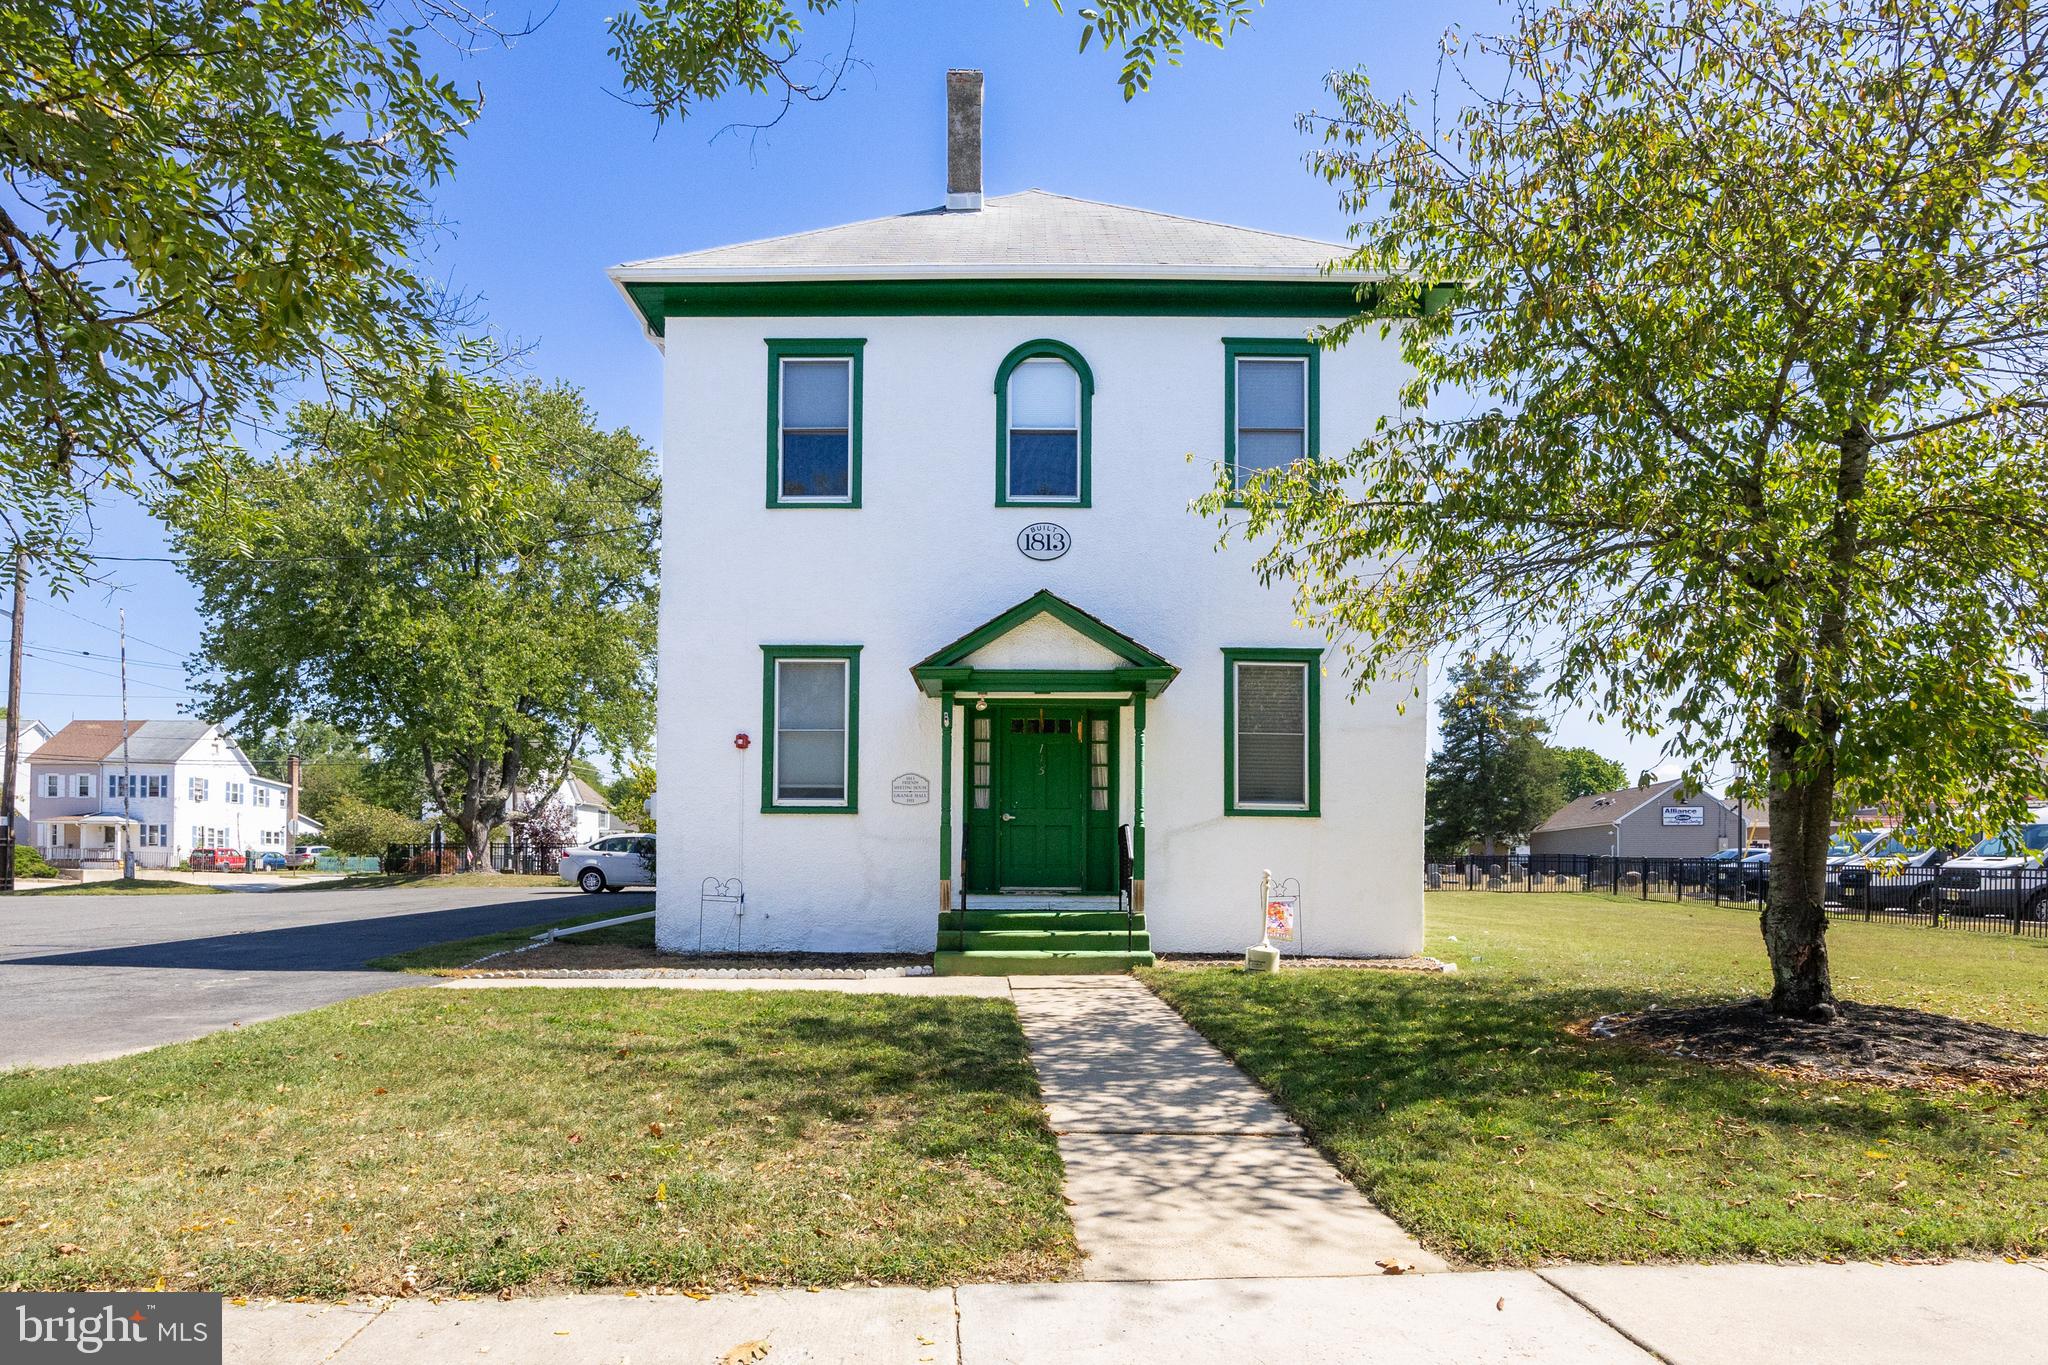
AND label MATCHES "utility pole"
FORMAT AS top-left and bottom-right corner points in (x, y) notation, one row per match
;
(120, 608), (135, 880)
(1, 546), (24, 893)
